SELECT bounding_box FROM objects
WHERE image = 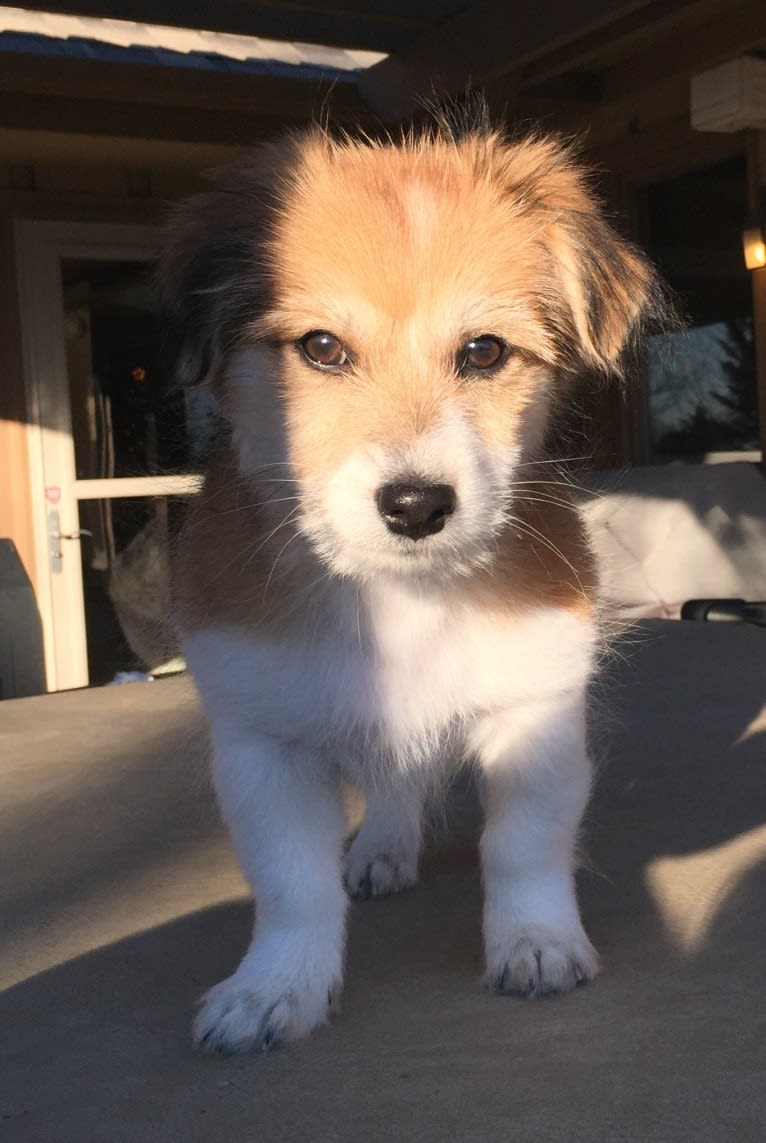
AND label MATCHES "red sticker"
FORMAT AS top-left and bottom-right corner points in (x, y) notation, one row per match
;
(45, 486), (61, 505)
